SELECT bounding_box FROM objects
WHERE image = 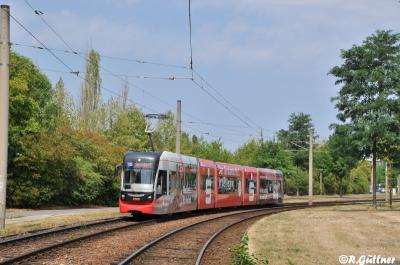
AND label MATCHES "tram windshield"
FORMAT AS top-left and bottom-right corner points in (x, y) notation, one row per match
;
(124, 168), (154, 185)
